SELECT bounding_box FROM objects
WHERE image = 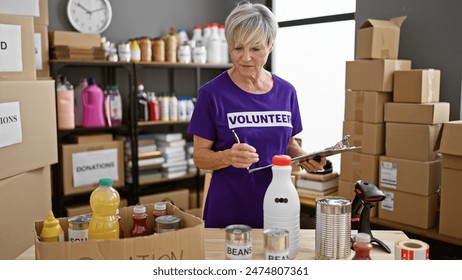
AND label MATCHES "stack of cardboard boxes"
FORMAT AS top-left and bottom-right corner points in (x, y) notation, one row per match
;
(437, 121), (462, 238)
(339, 16), (410, 206)
(378, 68), (448, 229)
(0, 0), (57, 259)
